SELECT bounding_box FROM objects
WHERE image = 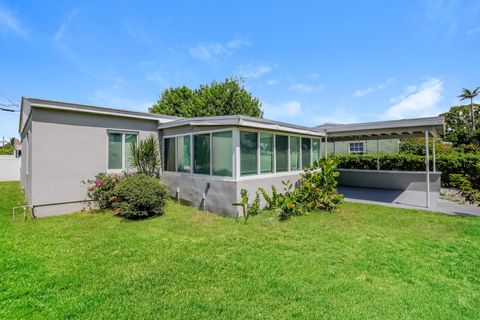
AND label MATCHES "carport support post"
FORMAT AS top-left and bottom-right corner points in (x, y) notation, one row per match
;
(324, 132), (328, 158)
(425, 130), (430, 208)
(432, 137), (436, 172)
(376, 139), (380, 170)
